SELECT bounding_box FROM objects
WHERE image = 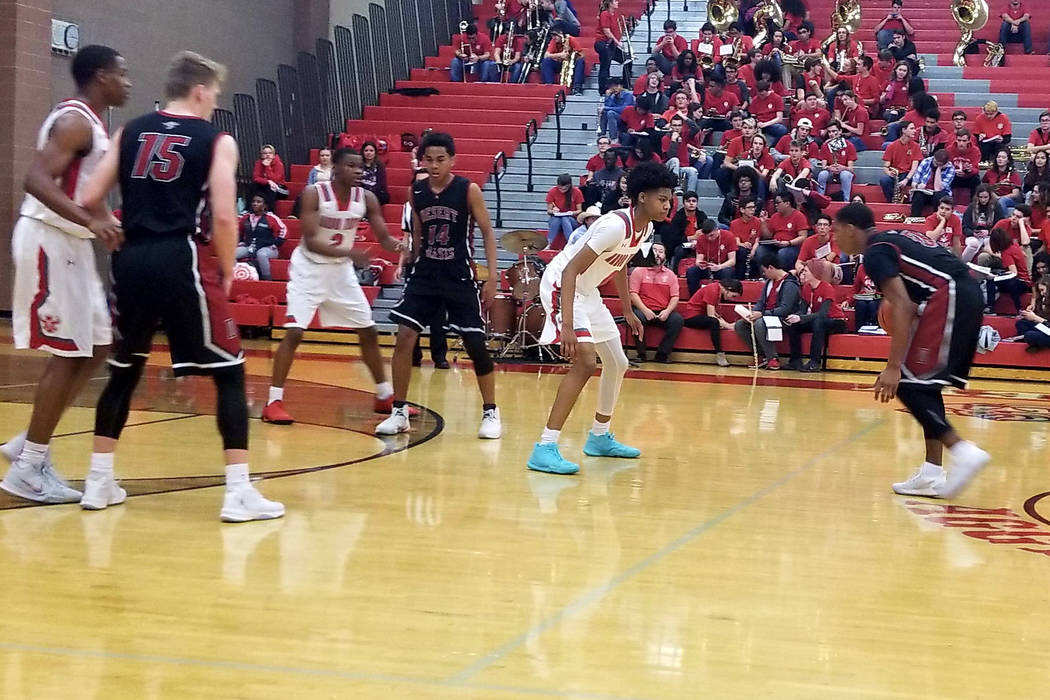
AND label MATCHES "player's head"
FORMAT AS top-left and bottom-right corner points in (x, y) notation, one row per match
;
(419, 132), (456, 179)
(250, 194), (267, 213)
(164, 51), (227, 119)
(833, 202), (875, 255)
(625, 162), (676, 221)
(331, 147), (364, 186)
(72, 45), (130, 108)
